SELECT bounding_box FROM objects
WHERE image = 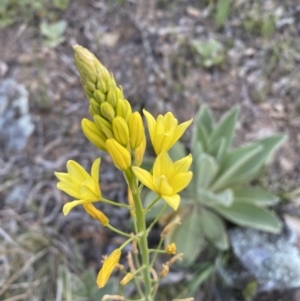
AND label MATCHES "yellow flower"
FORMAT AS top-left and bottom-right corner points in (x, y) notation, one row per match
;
(143, 109), (193, 155)
(97, 249), (121, 288)
(106, 138), (131, 171)
(133, 151), (193, 210)
(83, 203), (109, 226)
(166, 243), (176, 255)
(55, 158), (101, 215)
